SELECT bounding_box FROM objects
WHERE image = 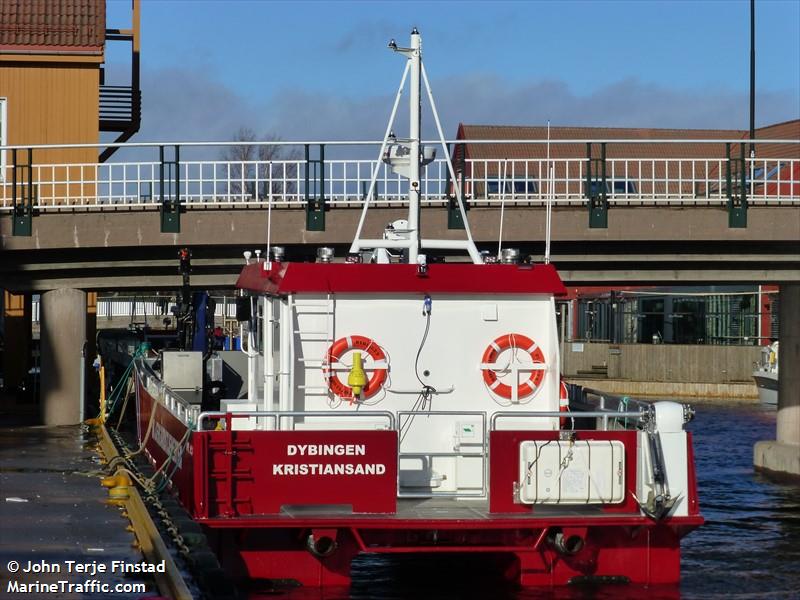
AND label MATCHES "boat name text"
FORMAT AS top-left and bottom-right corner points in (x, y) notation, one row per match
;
(272, 462), (386, 476)
(287, 444), (366, 456)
